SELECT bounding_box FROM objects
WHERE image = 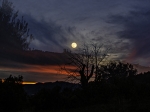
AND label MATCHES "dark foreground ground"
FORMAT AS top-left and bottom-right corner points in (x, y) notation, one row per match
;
(1, 69), (150, 112)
